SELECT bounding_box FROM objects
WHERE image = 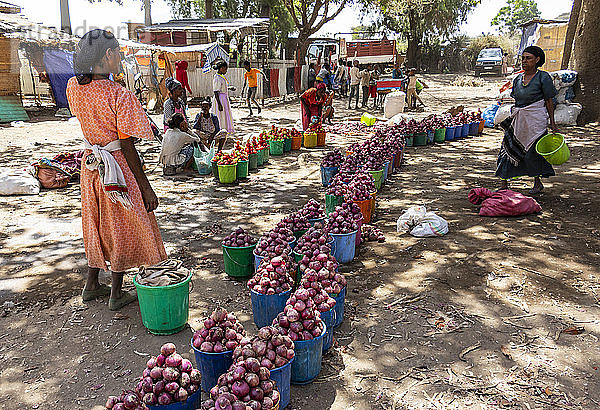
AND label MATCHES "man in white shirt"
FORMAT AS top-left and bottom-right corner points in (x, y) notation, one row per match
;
(348, 60), (361, 109)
